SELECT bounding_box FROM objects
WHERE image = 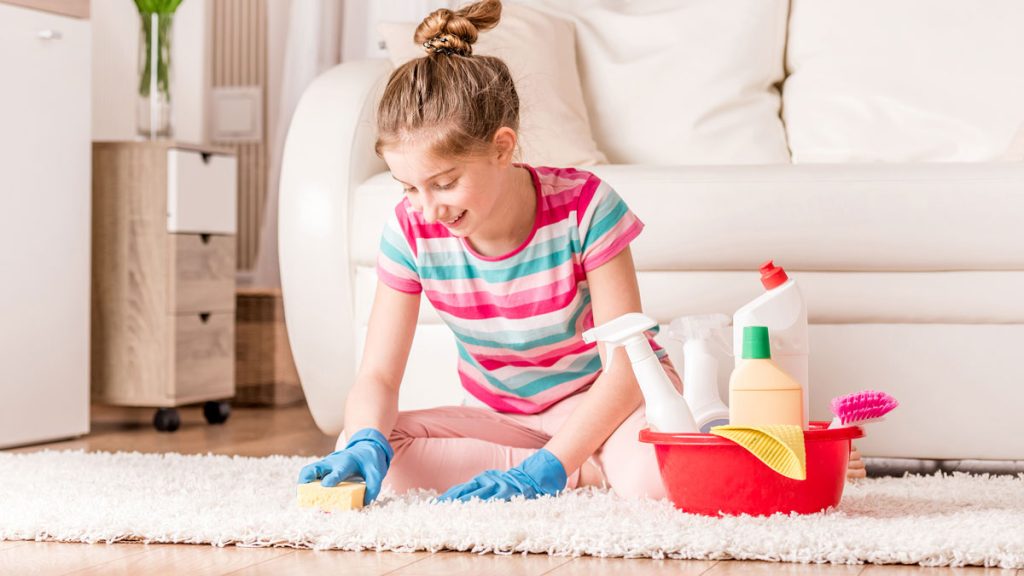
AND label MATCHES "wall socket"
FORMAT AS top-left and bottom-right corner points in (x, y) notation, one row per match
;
(210, 86), (263, 142)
